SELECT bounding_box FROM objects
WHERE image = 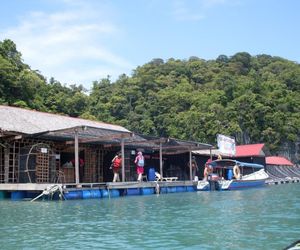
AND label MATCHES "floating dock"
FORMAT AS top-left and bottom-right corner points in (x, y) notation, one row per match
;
(266, 178), (300, 185)
(0, 181), (197, 201)
(2, 177), (300, 201)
